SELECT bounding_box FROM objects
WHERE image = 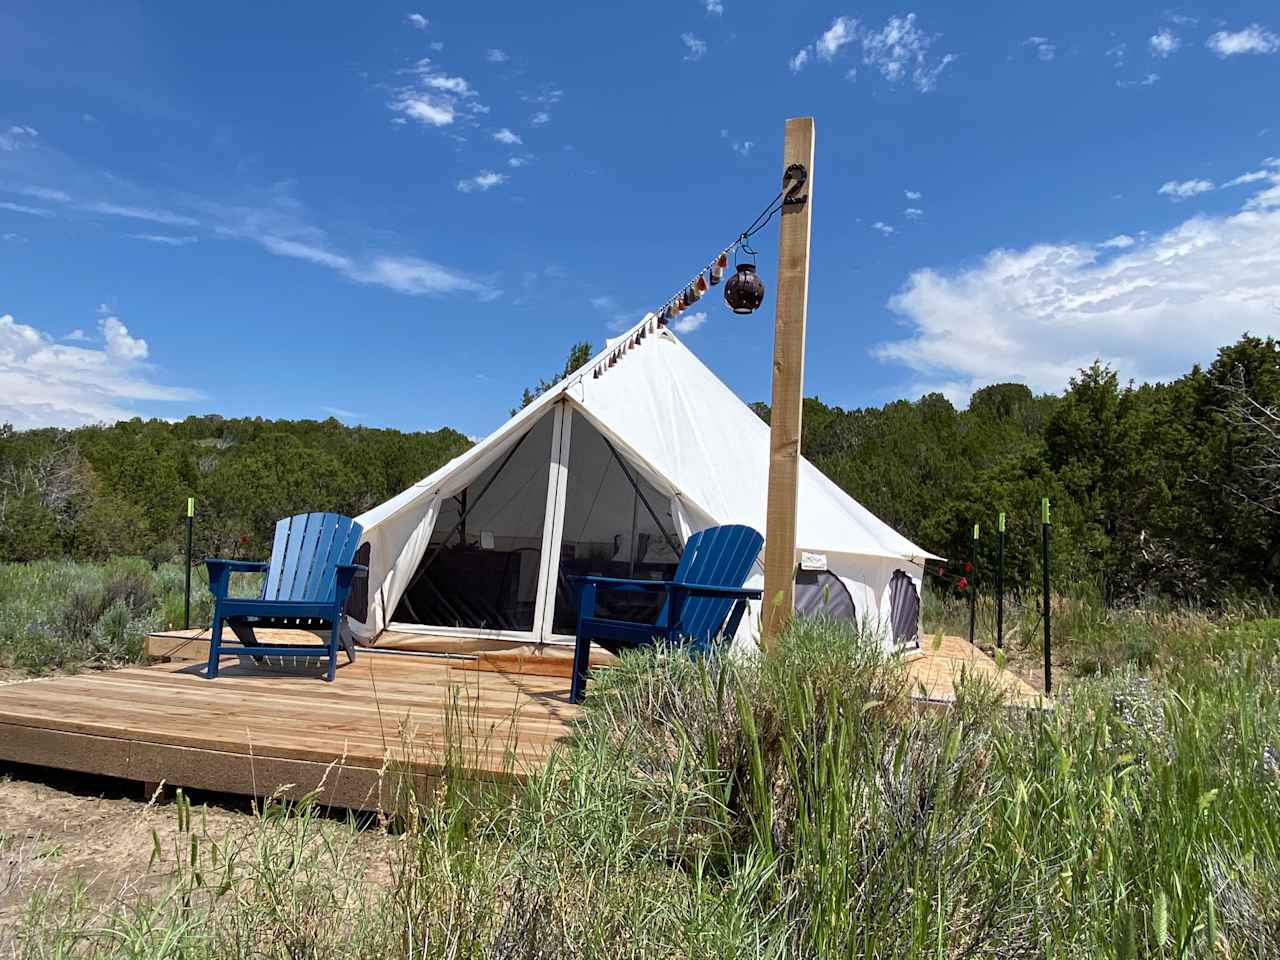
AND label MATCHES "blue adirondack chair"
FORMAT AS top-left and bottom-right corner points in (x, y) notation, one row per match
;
(570, 524), (763, 703)
(204, 512), (367, 682)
